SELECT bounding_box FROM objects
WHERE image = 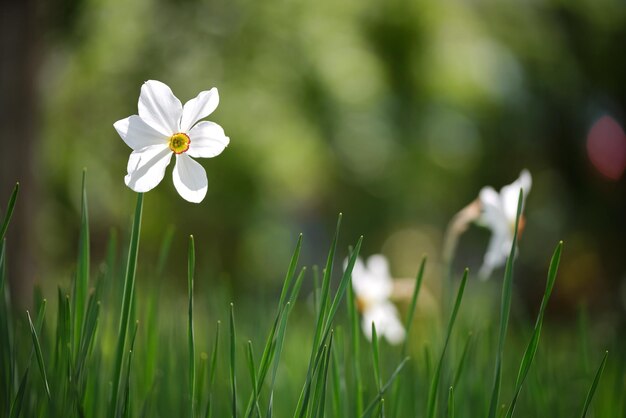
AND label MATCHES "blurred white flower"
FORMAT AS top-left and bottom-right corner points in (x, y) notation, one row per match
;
(347, 254), (405, 345)
(114, 80), (230, 203)
(476, 169), (532, 279)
